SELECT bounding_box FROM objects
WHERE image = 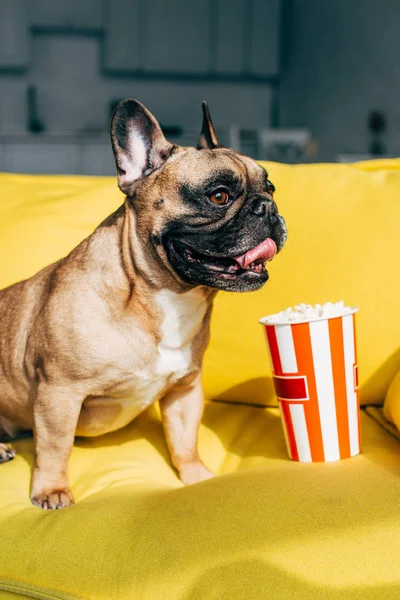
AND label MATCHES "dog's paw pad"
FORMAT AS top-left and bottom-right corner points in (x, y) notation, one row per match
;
(0, 443), (16, 464)
(31, 488), (74, 510)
